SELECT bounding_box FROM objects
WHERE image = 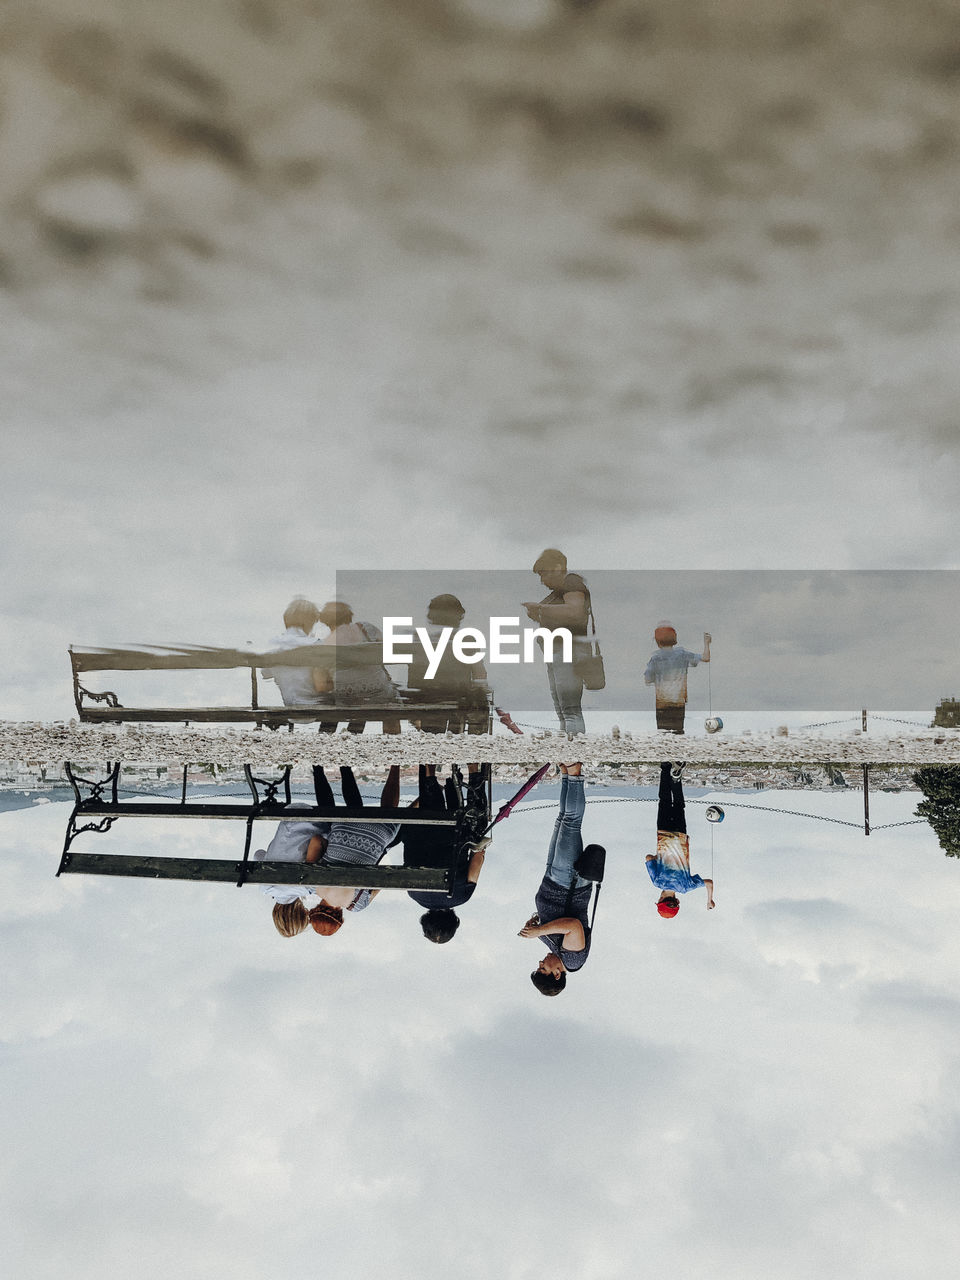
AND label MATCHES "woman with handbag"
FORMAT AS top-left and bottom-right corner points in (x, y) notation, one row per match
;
(522, 548), (600, 736)
(519, 763), (604, 995)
